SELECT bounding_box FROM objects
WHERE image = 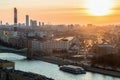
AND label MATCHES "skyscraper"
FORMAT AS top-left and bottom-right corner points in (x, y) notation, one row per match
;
(30, 19), (37, 27)
(26, 15), (29, 27)
(0, 21), (2, 25)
